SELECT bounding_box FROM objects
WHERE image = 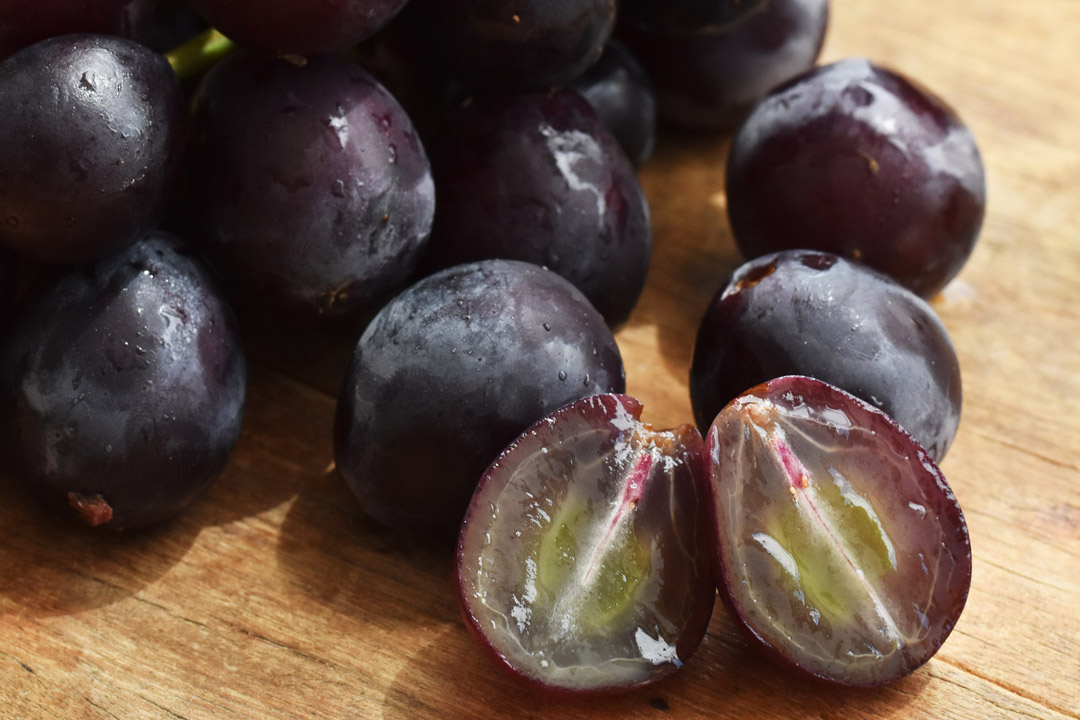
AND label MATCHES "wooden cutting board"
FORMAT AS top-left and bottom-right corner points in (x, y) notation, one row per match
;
(2, 1), (1078, 717)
